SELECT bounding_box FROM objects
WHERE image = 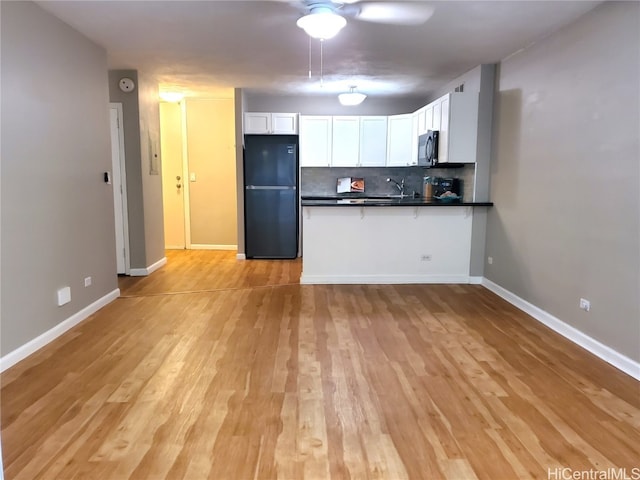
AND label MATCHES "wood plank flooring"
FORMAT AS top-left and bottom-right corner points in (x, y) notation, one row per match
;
(2, 250), (639, 479)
